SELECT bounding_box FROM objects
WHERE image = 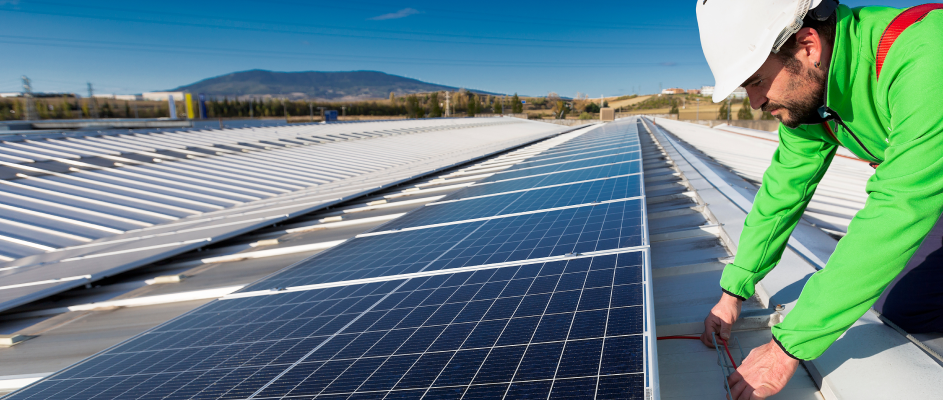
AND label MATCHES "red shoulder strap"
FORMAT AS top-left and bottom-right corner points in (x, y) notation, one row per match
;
(876, 4), (943, 80)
